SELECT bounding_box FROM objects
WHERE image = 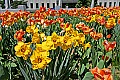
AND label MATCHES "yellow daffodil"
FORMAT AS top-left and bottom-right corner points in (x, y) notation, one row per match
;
(26, 25), (38, 34)
(83, 42), (91, 50)
(60, 35), (73, 50)
(61, 35), (72, 46)
(30, 50), (51, 70)
(14, 42), (31, 60)
(42, 40), (56, 50)
(78, 33), (85, 45)
(90, 15), (96, 22)
(32, 33), (40, 43)
(71, 30), (79, 37)
(35, 44), (47, 52)
(40, 33), (46, 41)
(71, 31), (79, 47)
(65, 25), (74, 35)
(47, 32), (60, 45)
(61, 45), (72, 51)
